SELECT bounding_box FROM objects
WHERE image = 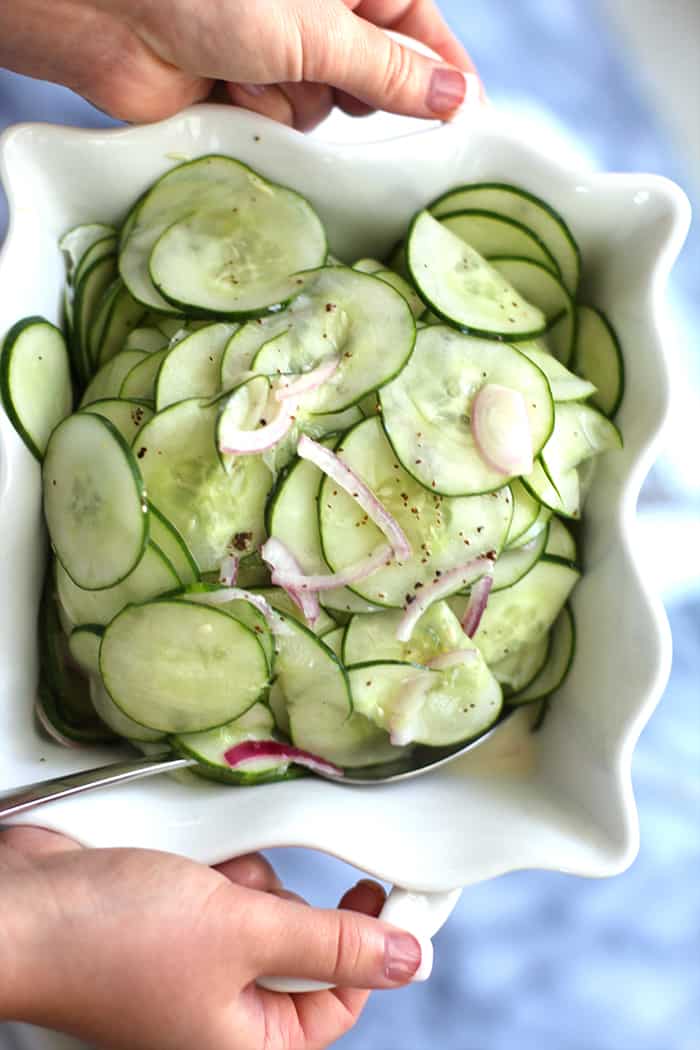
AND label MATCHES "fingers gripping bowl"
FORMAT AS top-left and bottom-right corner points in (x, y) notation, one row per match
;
(0, 105), (688, 974)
